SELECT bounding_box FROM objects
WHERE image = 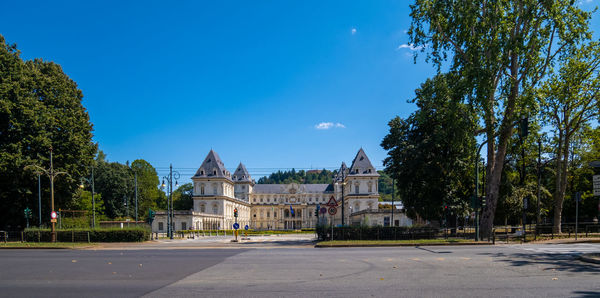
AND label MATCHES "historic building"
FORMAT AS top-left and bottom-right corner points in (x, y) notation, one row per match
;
(152, 148), (381, 232)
